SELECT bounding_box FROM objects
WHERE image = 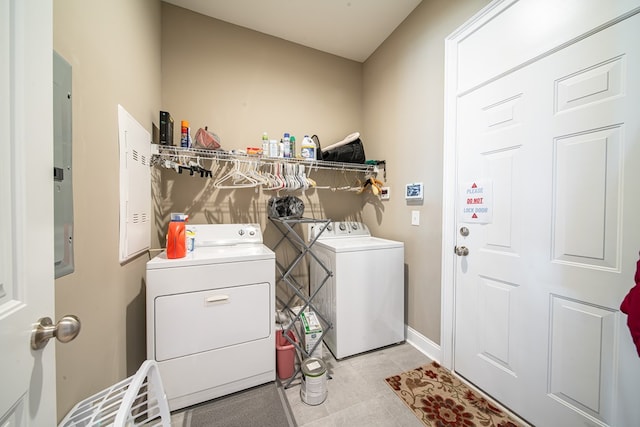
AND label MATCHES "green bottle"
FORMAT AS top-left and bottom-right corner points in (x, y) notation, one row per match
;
(290, 135), (296, 158)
